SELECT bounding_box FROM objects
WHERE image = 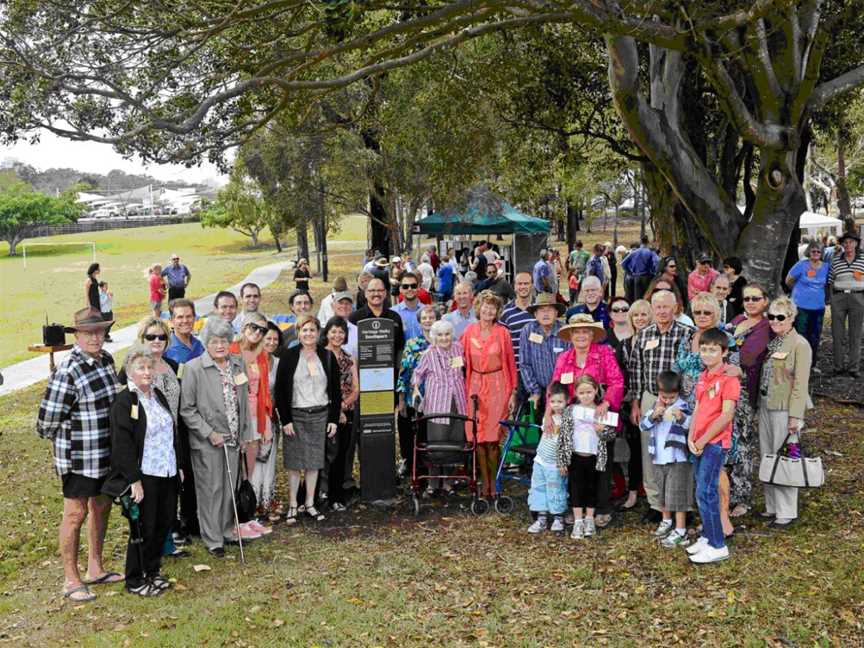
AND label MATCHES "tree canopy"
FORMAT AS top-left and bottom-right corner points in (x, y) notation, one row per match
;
(0, 181), (83, 255)
(3, 1), (864, 289)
